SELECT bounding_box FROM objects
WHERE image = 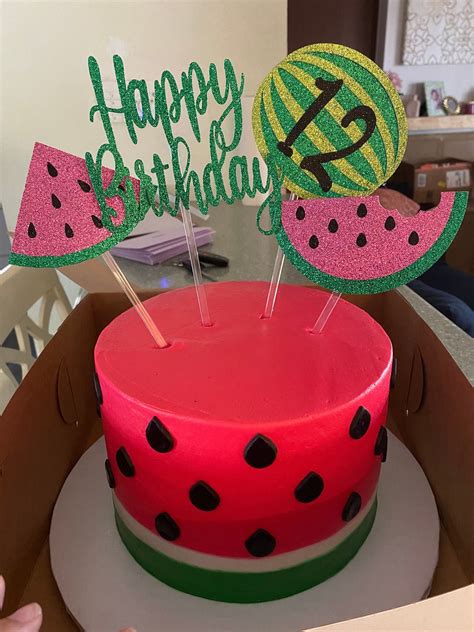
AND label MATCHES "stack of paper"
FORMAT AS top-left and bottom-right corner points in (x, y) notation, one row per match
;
(111, 210), (214, 266)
